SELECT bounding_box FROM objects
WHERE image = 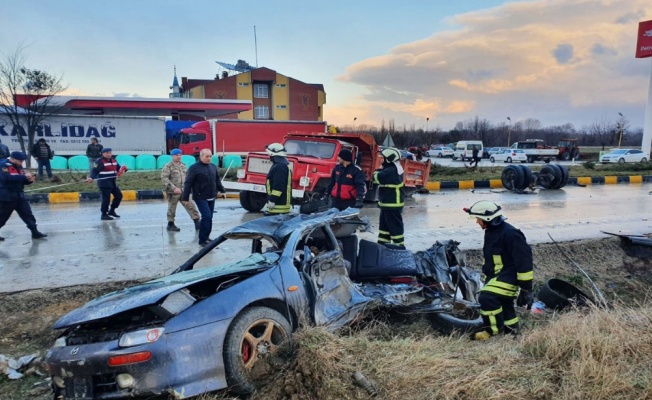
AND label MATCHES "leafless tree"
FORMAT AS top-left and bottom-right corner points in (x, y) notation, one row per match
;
(0, 45), (67, 166)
